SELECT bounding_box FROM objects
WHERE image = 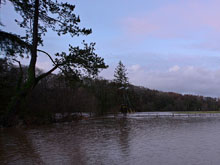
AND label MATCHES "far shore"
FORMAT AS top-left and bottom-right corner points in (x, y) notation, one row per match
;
(174, 111), (220, 114)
